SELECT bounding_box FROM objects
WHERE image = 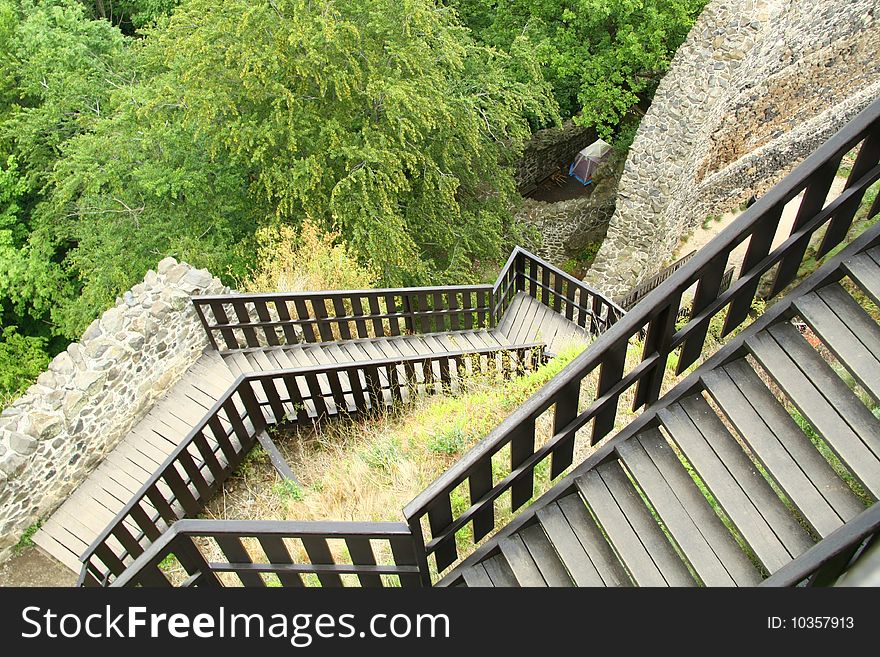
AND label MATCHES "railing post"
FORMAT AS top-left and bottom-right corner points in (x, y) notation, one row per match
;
(191, 300), (220, 351)
(514, 251), (525, 293)
(402, 294), (416, 334)
(406, 516), (434, 587)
